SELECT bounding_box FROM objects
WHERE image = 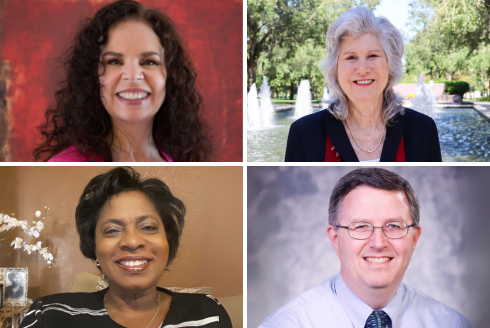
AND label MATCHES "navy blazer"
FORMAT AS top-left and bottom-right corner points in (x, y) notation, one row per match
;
(285, 108), (442, 162)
